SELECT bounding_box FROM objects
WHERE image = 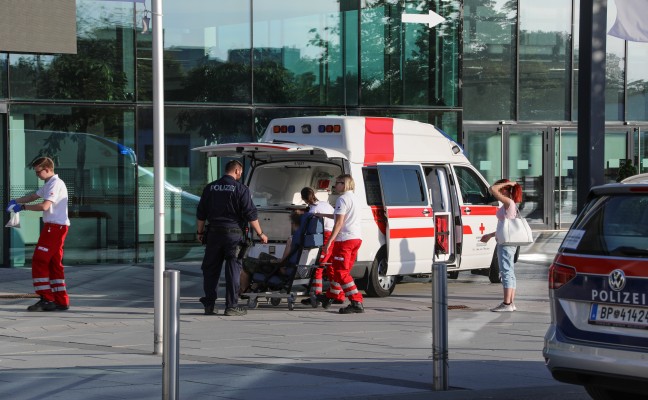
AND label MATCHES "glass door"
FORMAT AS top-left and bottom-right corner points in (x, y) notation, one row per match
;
(554, 128), (577, 229)
(508, 128), (544, 226)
